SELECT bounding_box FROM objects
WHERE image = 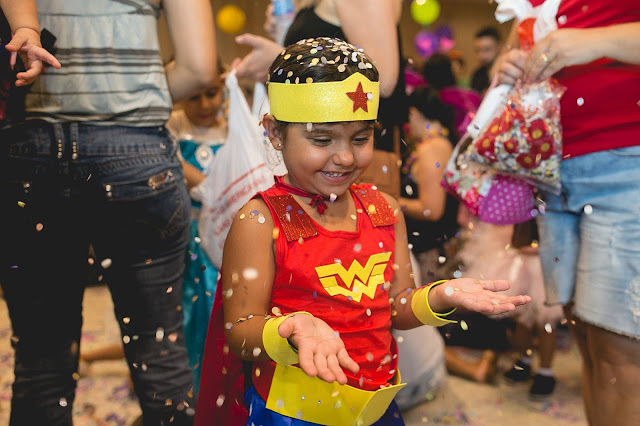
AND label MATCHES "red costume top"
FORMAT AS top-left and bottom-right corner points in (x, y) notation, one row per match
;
(532, 0), (640, 158)
(195, 182), (399, 426)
